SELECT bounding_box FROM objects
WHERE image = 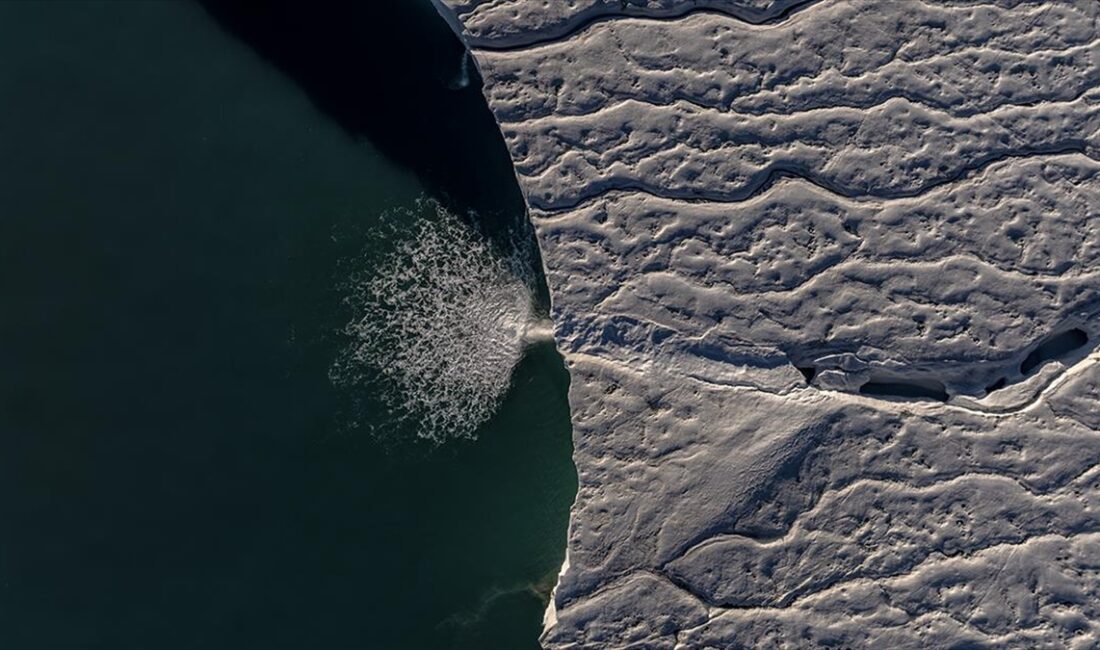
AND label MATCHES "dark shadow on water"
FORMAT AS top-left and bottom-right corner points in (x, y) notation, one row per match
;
(197, 1), (524, 229)
(197, 0), (556, 313)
